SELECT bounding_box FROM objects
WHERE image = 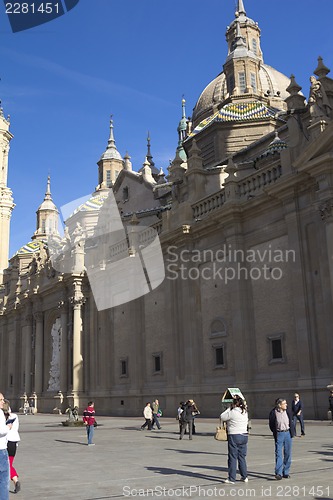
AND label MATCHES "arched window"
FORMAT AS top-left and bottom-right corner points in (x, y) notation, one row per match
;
(210, 318), (227, 337)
